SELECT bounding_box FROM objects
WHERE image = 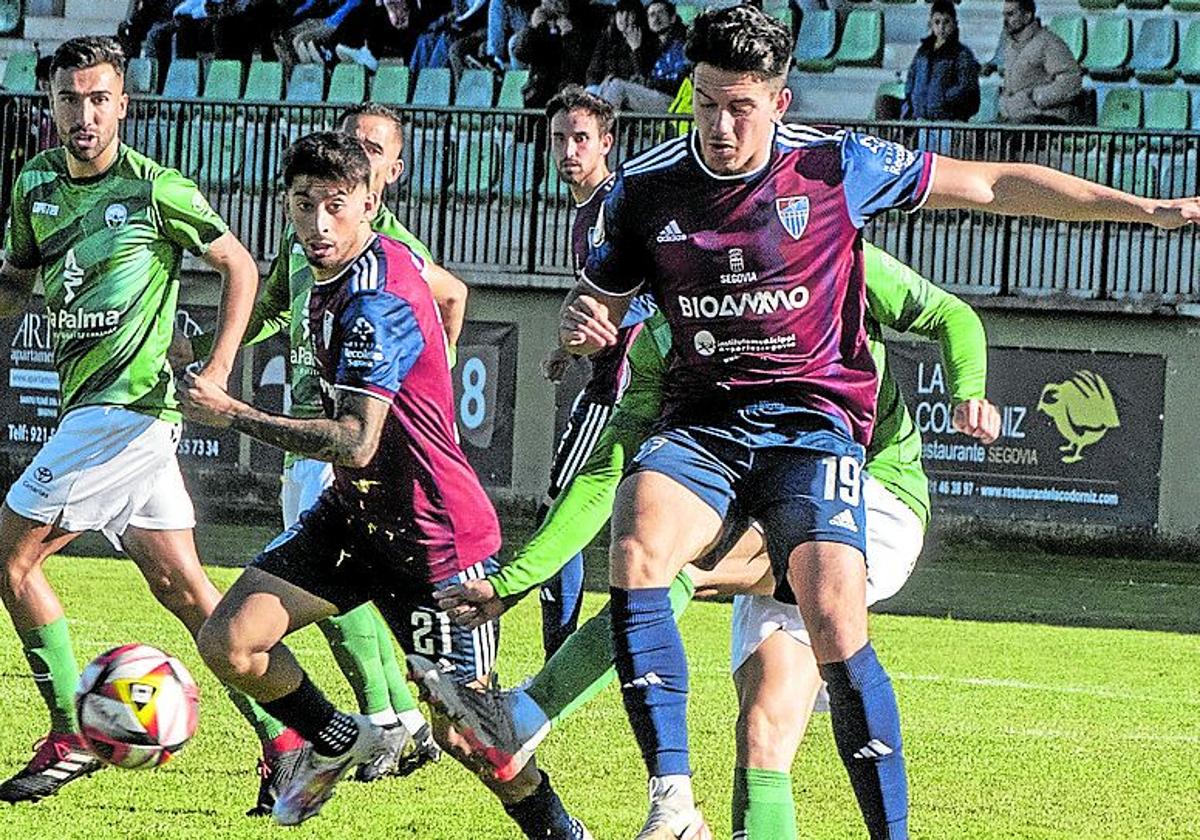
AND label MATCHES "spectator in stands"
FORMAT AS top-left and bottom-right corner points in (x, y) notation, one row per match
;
(274, 0), (368, 74)
(511, 0), (593, 107)
(118, 0), (207, 75)
(984, 0), (1082, 125)
(589, 0), (689, 112)
(407, 0), (485, 77)
(901, 0), (980, 122)
(486, 0), (538, 70)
